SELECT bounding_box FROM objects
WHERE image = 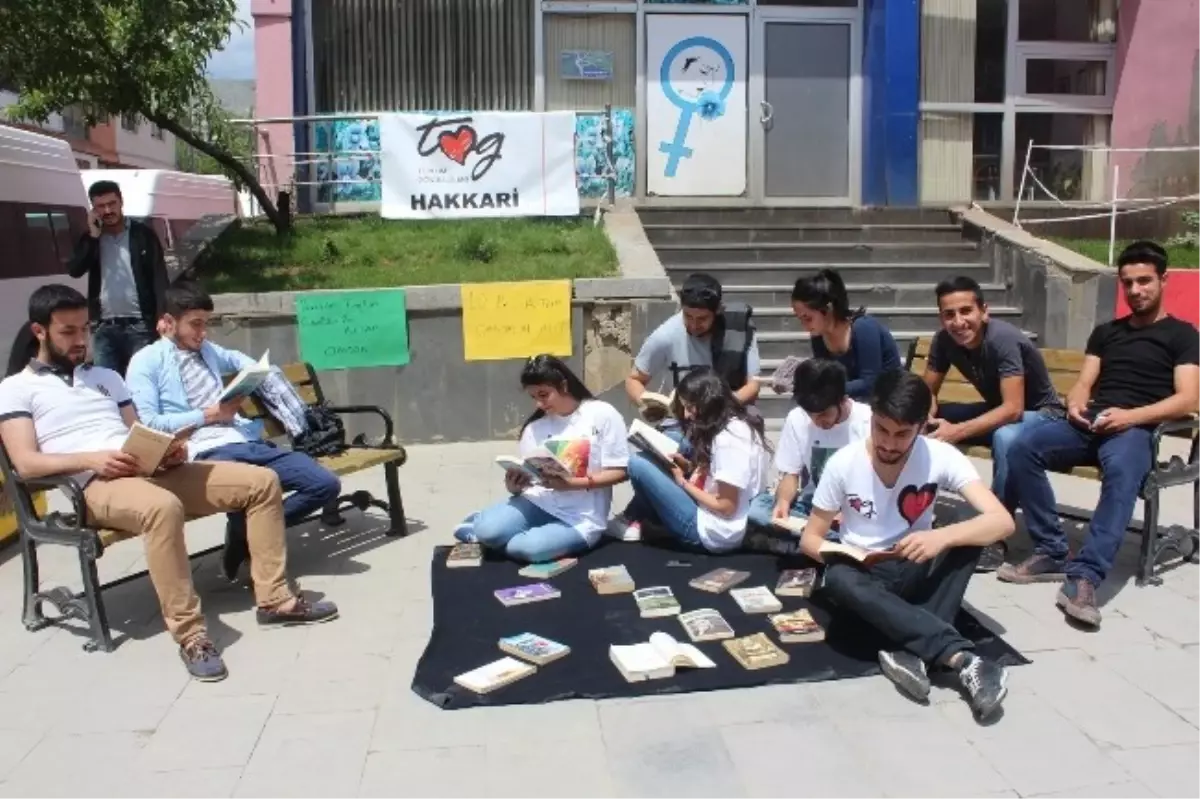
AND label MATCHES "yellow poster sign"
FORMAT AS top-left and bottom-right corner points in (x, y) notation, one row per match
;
(461, 280), (573, 361)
